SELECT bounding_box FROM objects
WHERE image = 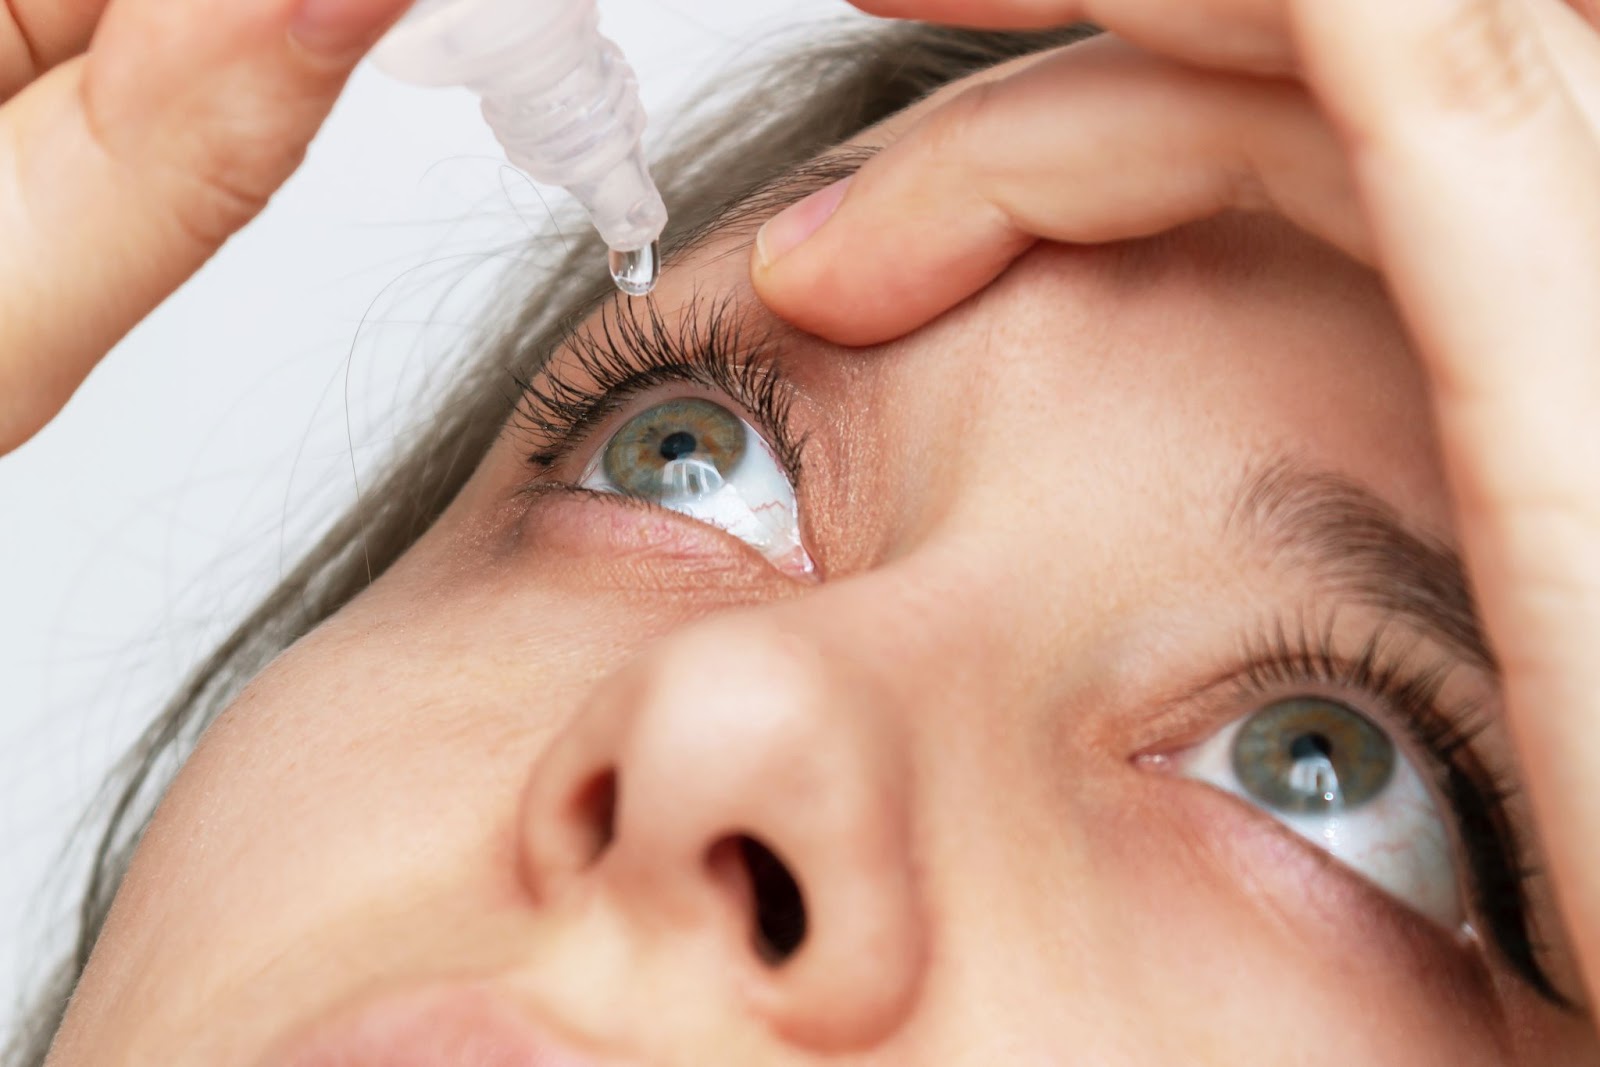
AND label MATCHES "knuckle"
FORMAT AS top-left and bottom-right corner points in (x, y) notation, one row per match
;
(918, 78), (1009, 188)
(166, 154), (282, 248)
(80, 74), (311, 250)
(1417, 0), (1561, 129)
(921, 79), (996, 160)
(163, 107), (312, 247)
